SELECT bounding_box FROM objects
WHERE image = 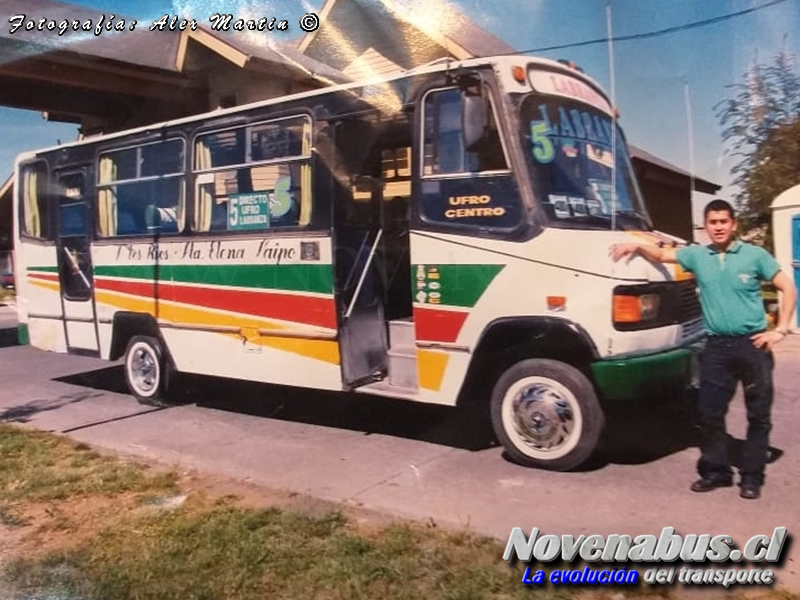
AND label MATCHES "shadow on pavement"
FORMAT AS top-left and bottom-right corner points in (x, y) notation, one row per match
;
(567, 391), (784, 473)
(0, 389), (107, 423)
(0, 326), (19, 348)
(174, 371), (500, 453)
(53, 366), (497, 451)
(576, 393), (702, 471)
(54, 365), (130, 395)
(50, 366), (742, 469)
